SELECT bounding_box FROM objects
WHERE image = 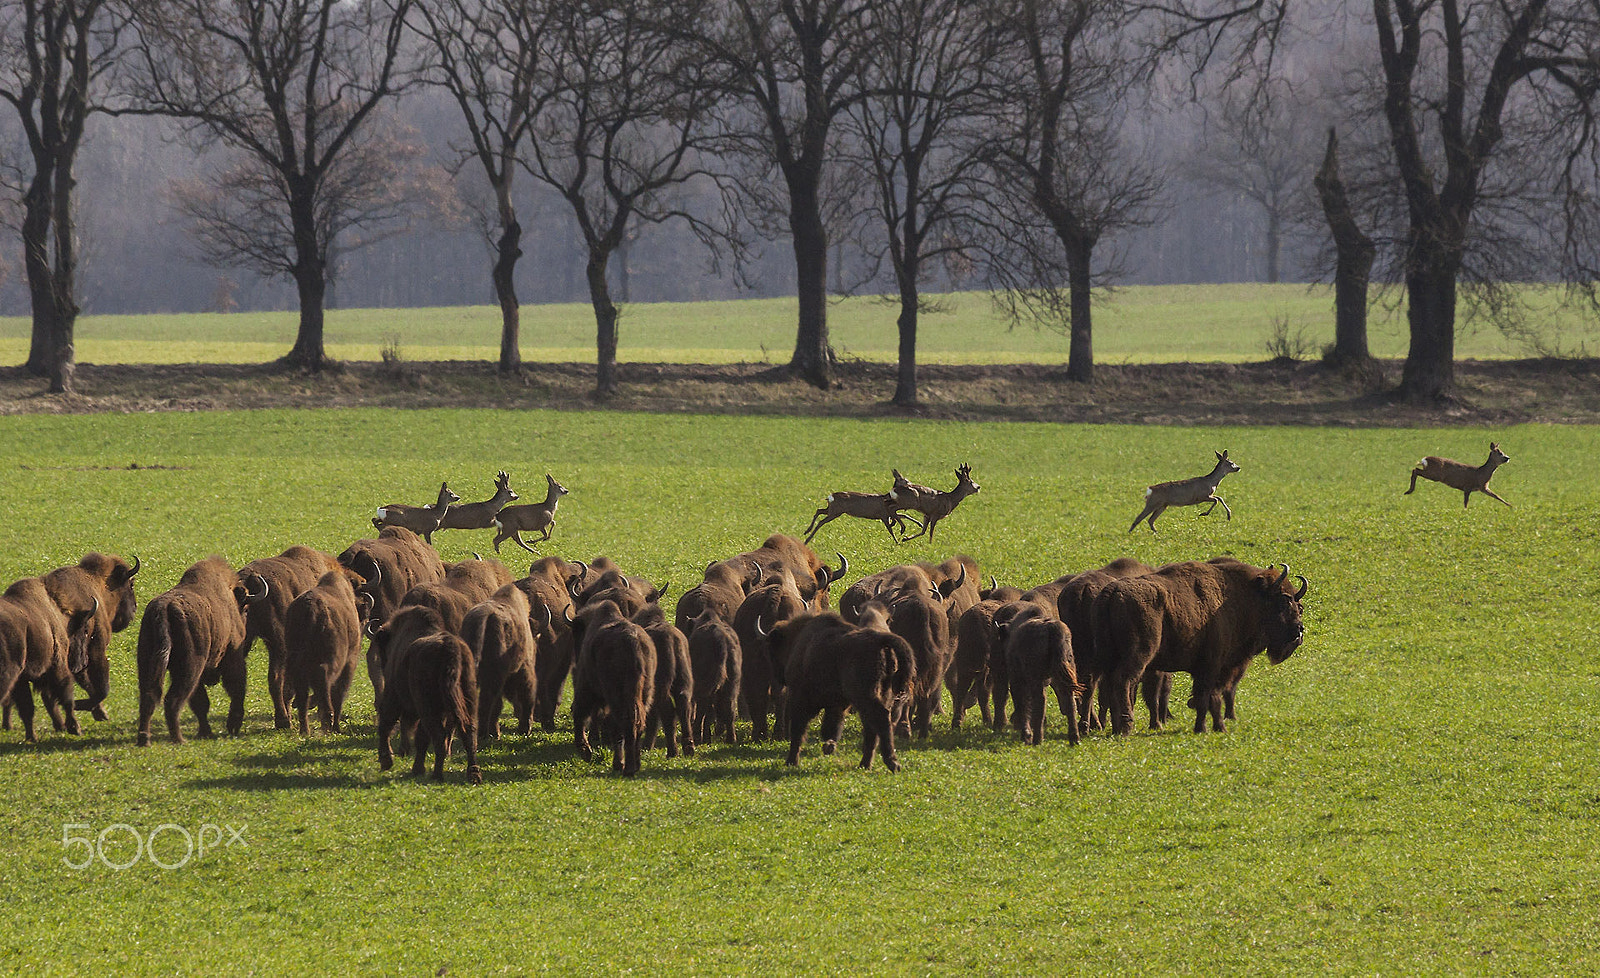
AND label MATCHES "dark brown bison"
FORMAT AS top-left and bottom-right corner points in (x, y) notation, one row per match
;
(515, 556), (584, 731)
(633, 604), (695, 758)
(1056, 557), (1153, 730)
(41, 552), (140, 722)
(568, 599), (657, 776)
(885, 586), (953, 739)
(376, 619), (482, 784)
(1, 577), (98, 741)
(460, 584), (538, 739)
(947, 585), (1024, 731)
(135, 557), (251, 746)
(235, 546), (342, 729)
(1094, 560), (1308, 734)
(743, 533), (848, 610)
(283, 568), (372, 735)
(338, 527), (446, 624)
(733, 573), (811, 741)
(688, 608), (741, 744)
(1000, 604), (1080, 746)
(763, 612), (914, 771)
(674, 556), (760, 636)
